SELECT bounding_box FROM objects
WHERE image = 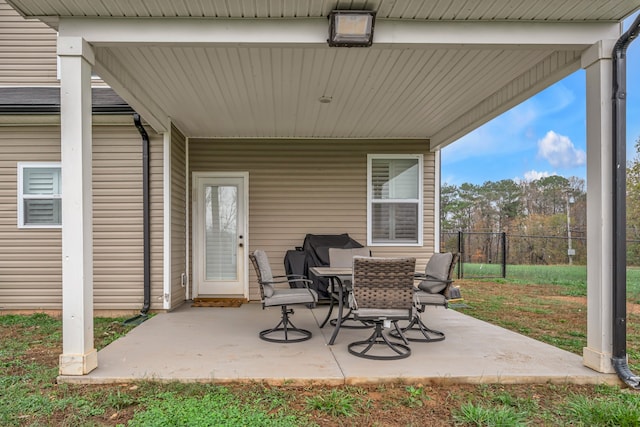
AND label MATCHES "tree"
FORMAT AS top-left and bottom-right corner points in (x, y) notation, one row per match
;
(525, 175), (570, 216)
(456, 183), (481, 232)
(440, 183), (458, 231)
(627, 137), (640, 265)
(440, 174), (588, 265)
(485, 179), (522, 232)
